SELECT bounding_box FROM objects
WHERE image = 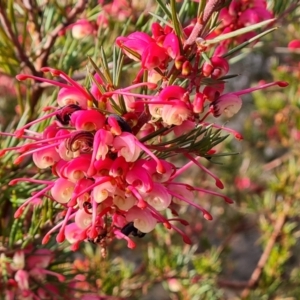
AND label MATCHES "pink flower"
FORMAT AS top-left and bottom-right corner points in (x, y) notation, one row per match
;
(220, 0), (272, 27)
(92, 129), (113, 161)
(203, 83), (225, 102)
(92, 181), (116, 203)
(96, 13), (109, 28)
(93, 157), (113, 175)
(109, 156), (129, 178)
(11, 251), (25, 271)
(57, 87), (89, 108)
(126, 206), (157, 233)
(202, 56), (229, 79)
(26, 249), (53, 269)
(116, 32), (169, 70)
(75, 208), (93, 229)
(288, 39), (300, 50)
(163, 32), (180, 59)
(126, 162), (153, 193)
(168, 184), (193, 206)
(113, 192), (136, 210)
(100, 0), (132, 22)
(70, 110), (106, 131)
(61, 154), (91, 182)
(210, 94), (242, 118)
(86, 130), (113, 177)
(0, 248), (64, 298)
(210, 81), (288, 118)
(113, 132), (141, 162)
(14, 270), (30, 291)
(116, 32), (154, 59)
(215, 0), (273, 47)
(90, 74), (104, 100)
(32, 146), (60, 169)
(173, 120), (196, 137)
(235, 176), (251, 190)
(51, 178), (75, 204)
(70, 19), (95, 39)
(143, 159), (175, 183)
(161, 100), (191, 125)
(149, 85), (188, 120)
(159, 85), (187, 102)
(1, 7), (288, 254)
(142, 182), (171, 211)
(193, 92), (205, 113)
(65, 223), (84, 244)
